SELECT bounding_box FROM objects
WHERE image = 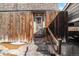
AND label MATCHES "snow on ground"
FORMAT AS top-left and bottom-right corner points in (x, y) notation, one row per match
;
(0, 42), (28, 56)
